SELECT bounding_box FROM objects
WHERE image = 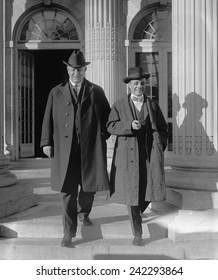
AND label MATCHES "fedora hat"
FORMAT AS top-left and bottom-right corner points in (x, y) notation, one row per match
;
(63, 50), (90, 68)
(123, 67), (150, 83)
